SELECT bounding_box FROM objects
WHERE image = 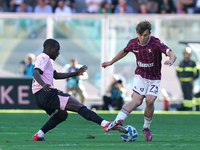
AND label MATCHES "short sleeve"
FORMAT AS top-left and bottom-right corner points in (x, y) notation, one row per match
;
(154, 38), (171, 55)
(123, 39), (133, 52)
(34, 55), (49, 72)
